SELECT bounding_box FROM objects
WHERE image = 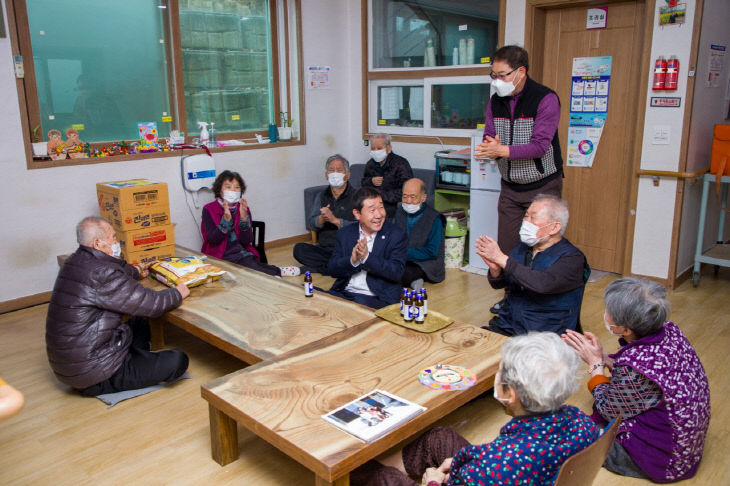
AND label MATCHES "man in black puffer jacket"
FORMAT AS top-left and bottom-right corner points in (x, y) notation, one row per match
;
(46, 216), (190, 396)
